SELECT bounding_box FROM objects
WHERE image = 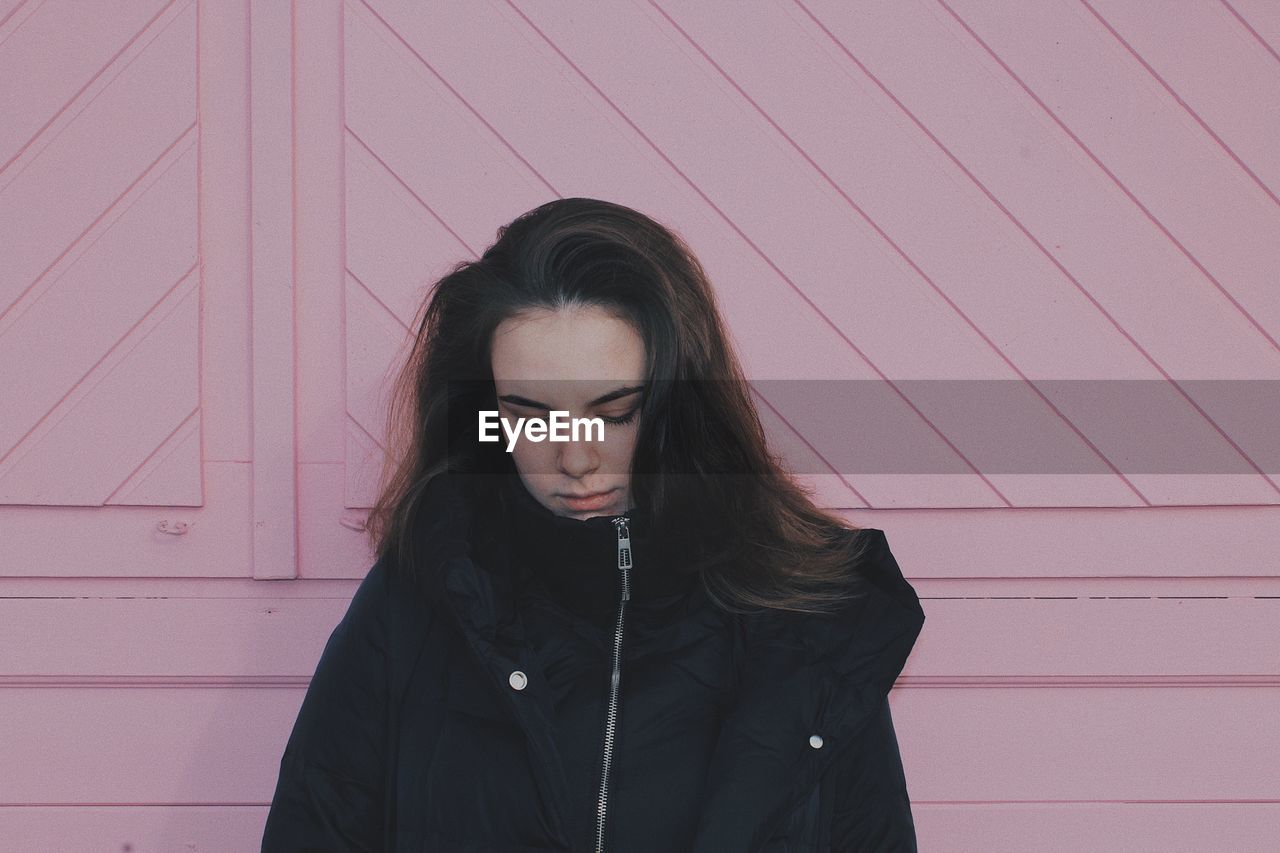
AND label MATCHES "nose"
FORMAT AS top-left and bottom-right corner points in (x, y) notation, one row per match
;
(556, 433), (600, 479)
